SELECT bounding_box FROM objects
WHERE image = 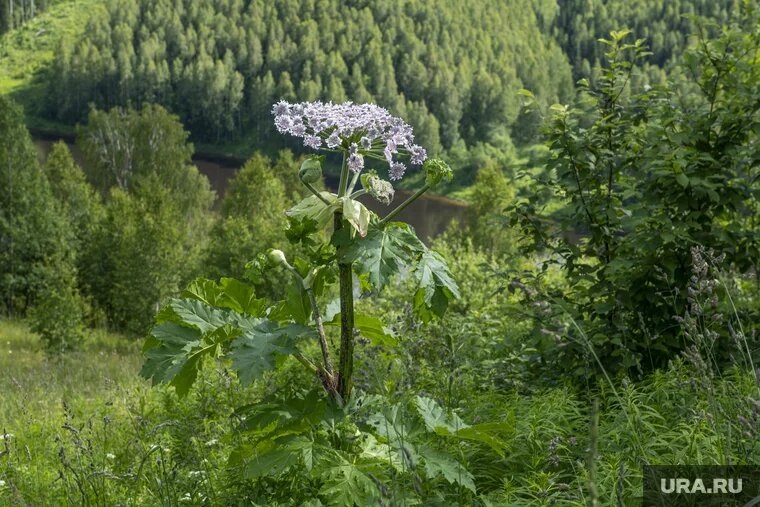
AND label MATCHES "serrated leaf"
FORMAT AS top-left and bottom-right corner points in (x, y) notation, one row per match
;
(286, 193), (339, 230)
(415, 396), (469, 434)
(675, 172), (689, 188)
(366, 404), (420, 469)
(218, 277), (267, 316)
(414, 397), (507, 456)
(340, 222), (425, 290)
(245, 437), (312, 478)
(413, 250), (460, 322)
(419, 446), (476, 493)
(170, 298), (230, 334)
(237, 390), (328, 438)
(325, 313), (396, 346)
(342, 198), (372, 237)
(182, 278), (223, 306)
(140, 328), (199, 386)
(361, 435), (404, 472)
(453, 424), (509, 456)
(141, 323), (238, 396)
(317, 451), (380, 507)
(230, 321), (314, 385)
